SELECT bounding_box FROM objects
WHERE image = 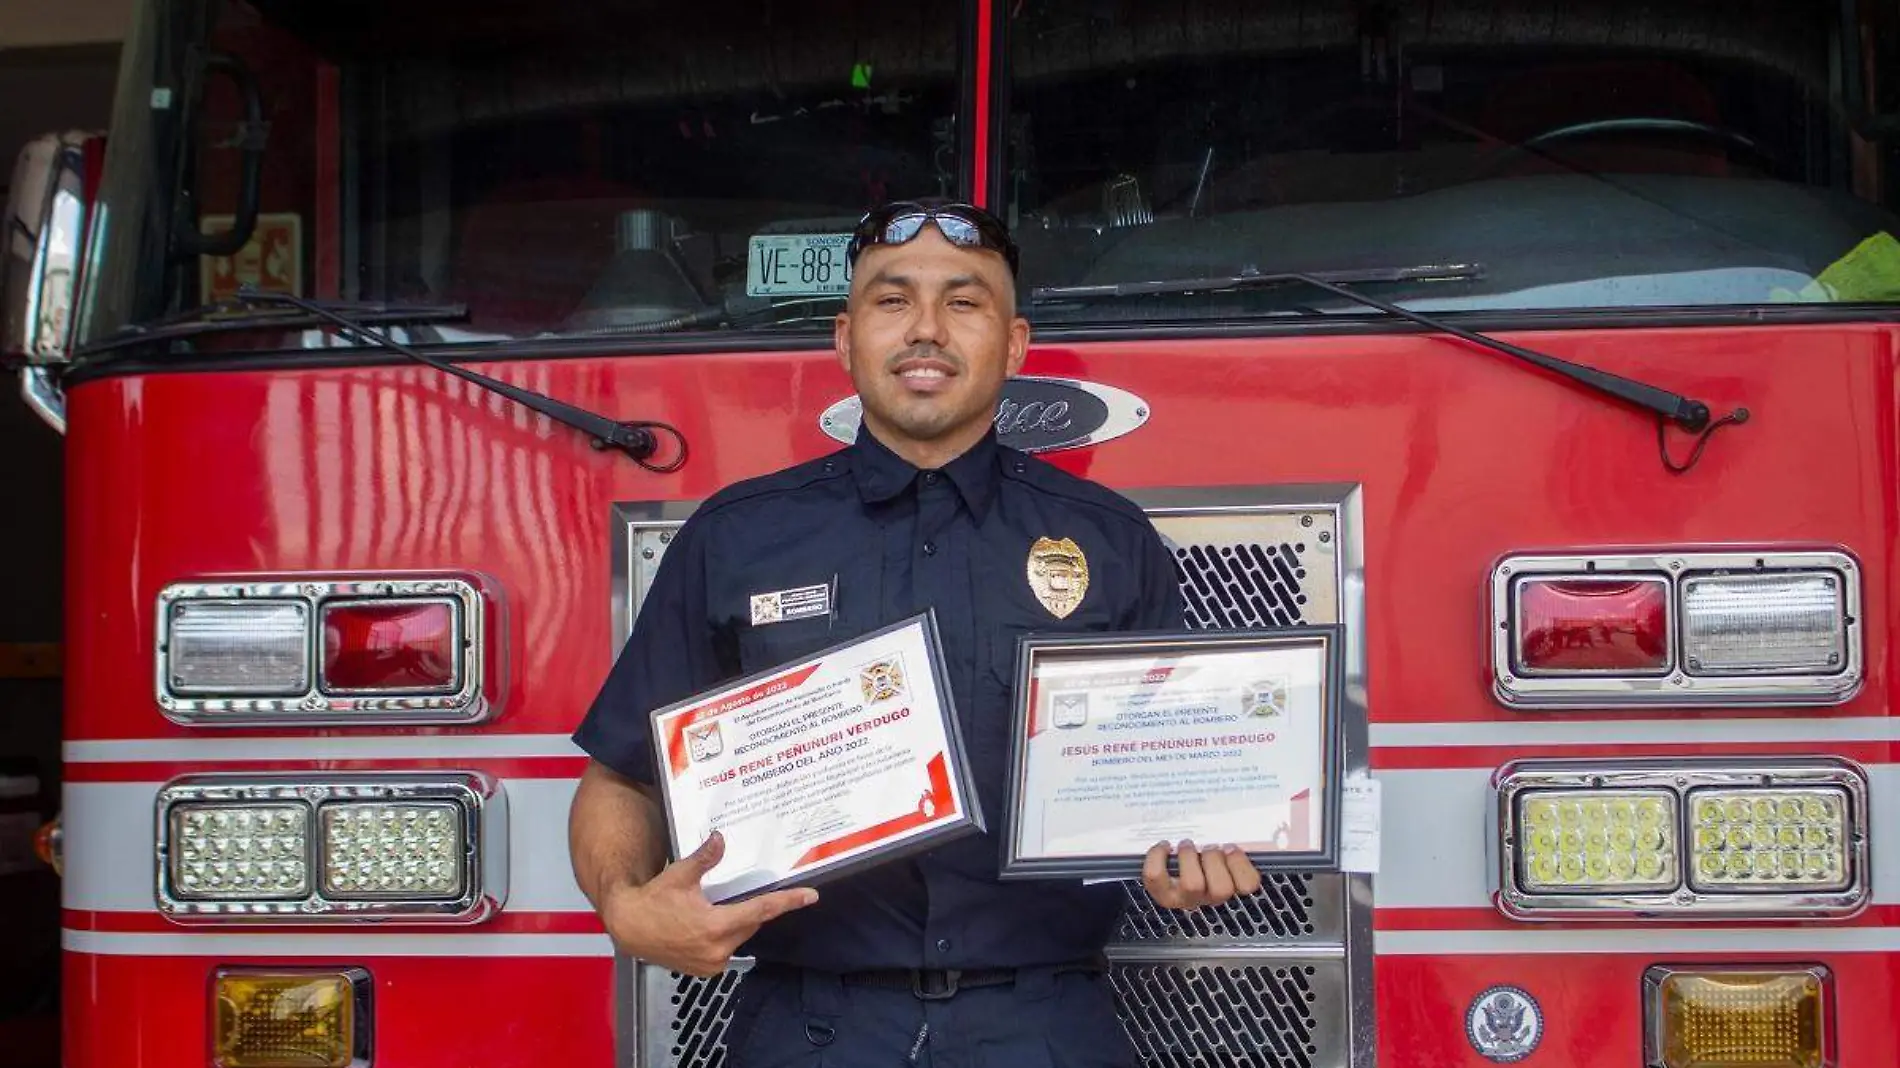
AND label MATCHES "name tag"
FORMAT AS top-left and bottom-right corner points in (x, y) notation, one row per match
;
(750, 582), (831, 626)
